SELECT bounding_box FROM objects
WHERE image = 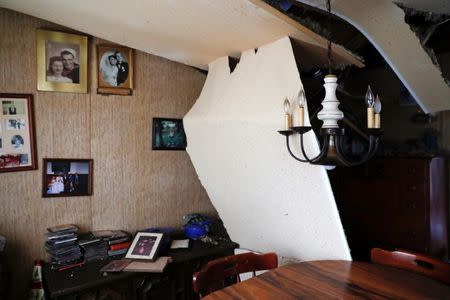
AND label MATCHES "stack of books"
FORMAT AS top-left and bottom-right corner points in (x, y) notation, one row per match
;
(45, 225), (83, 271)
(78, 230), (131, 261)
(107, 234), (132, 258)
(91, 230), (131, 258)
